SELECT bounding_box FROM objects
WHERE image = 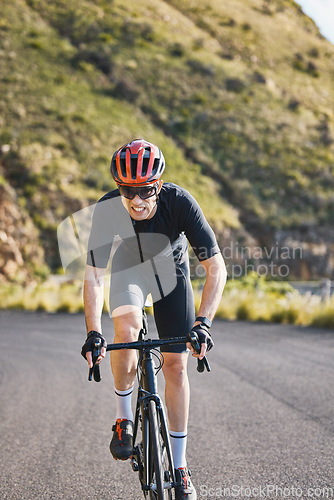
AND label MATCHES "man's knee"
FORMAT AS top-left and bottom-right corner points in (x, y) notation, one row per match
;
(112, 307), (142, 342)
(162, 352), (189, 385)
